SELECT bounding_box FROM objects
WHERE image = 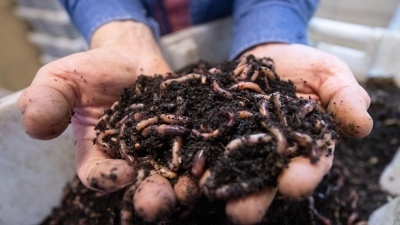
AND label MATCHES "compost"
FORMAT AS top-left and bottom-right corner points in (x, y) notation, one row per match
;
(42, 59), (399, 225)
